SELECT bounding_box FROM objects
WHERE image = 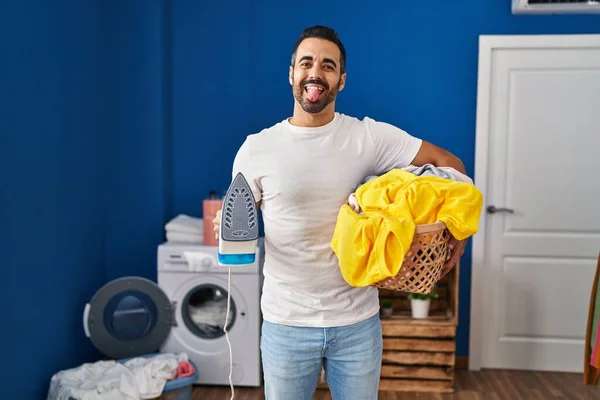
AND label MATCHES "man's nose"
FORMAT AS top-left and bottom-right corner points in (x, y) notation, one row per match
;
(308, 65), (324, 81)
